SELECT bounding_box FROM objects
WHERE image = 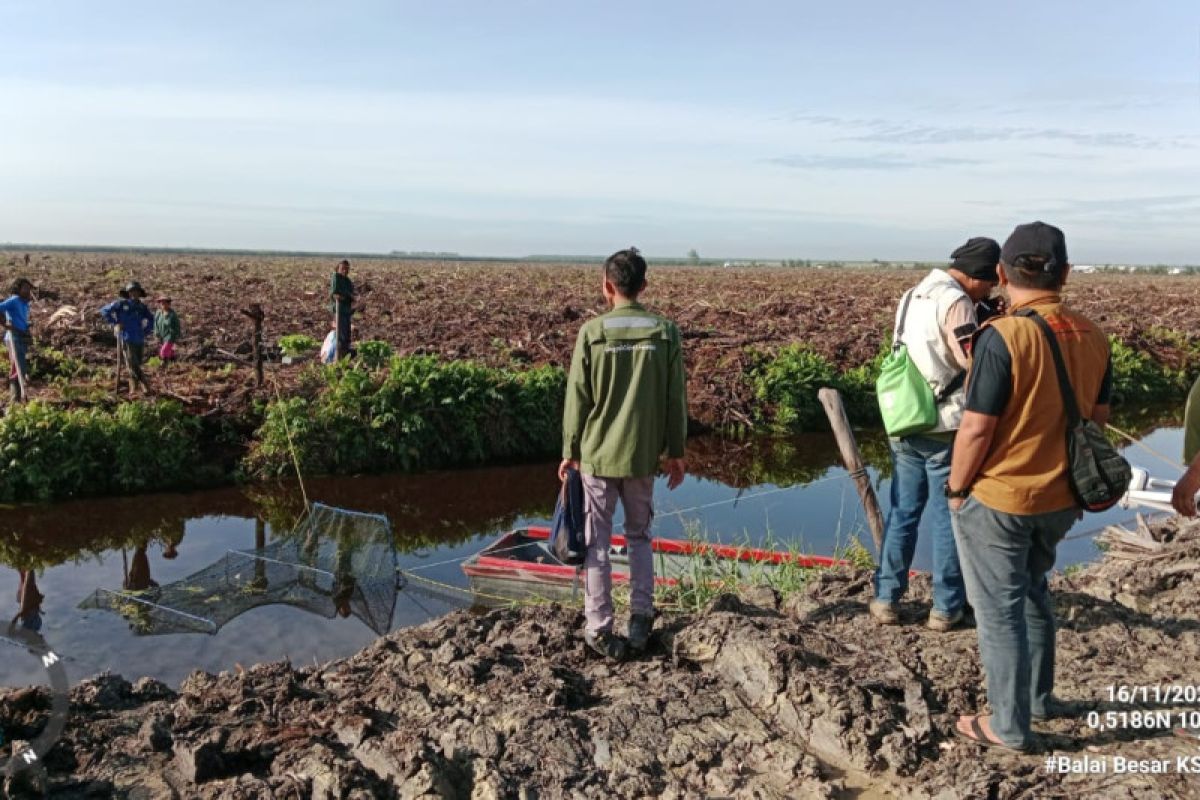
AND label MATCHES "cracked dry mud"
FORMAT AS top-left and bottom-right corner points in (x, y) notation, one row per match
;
(4, 517), (1200, 799)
